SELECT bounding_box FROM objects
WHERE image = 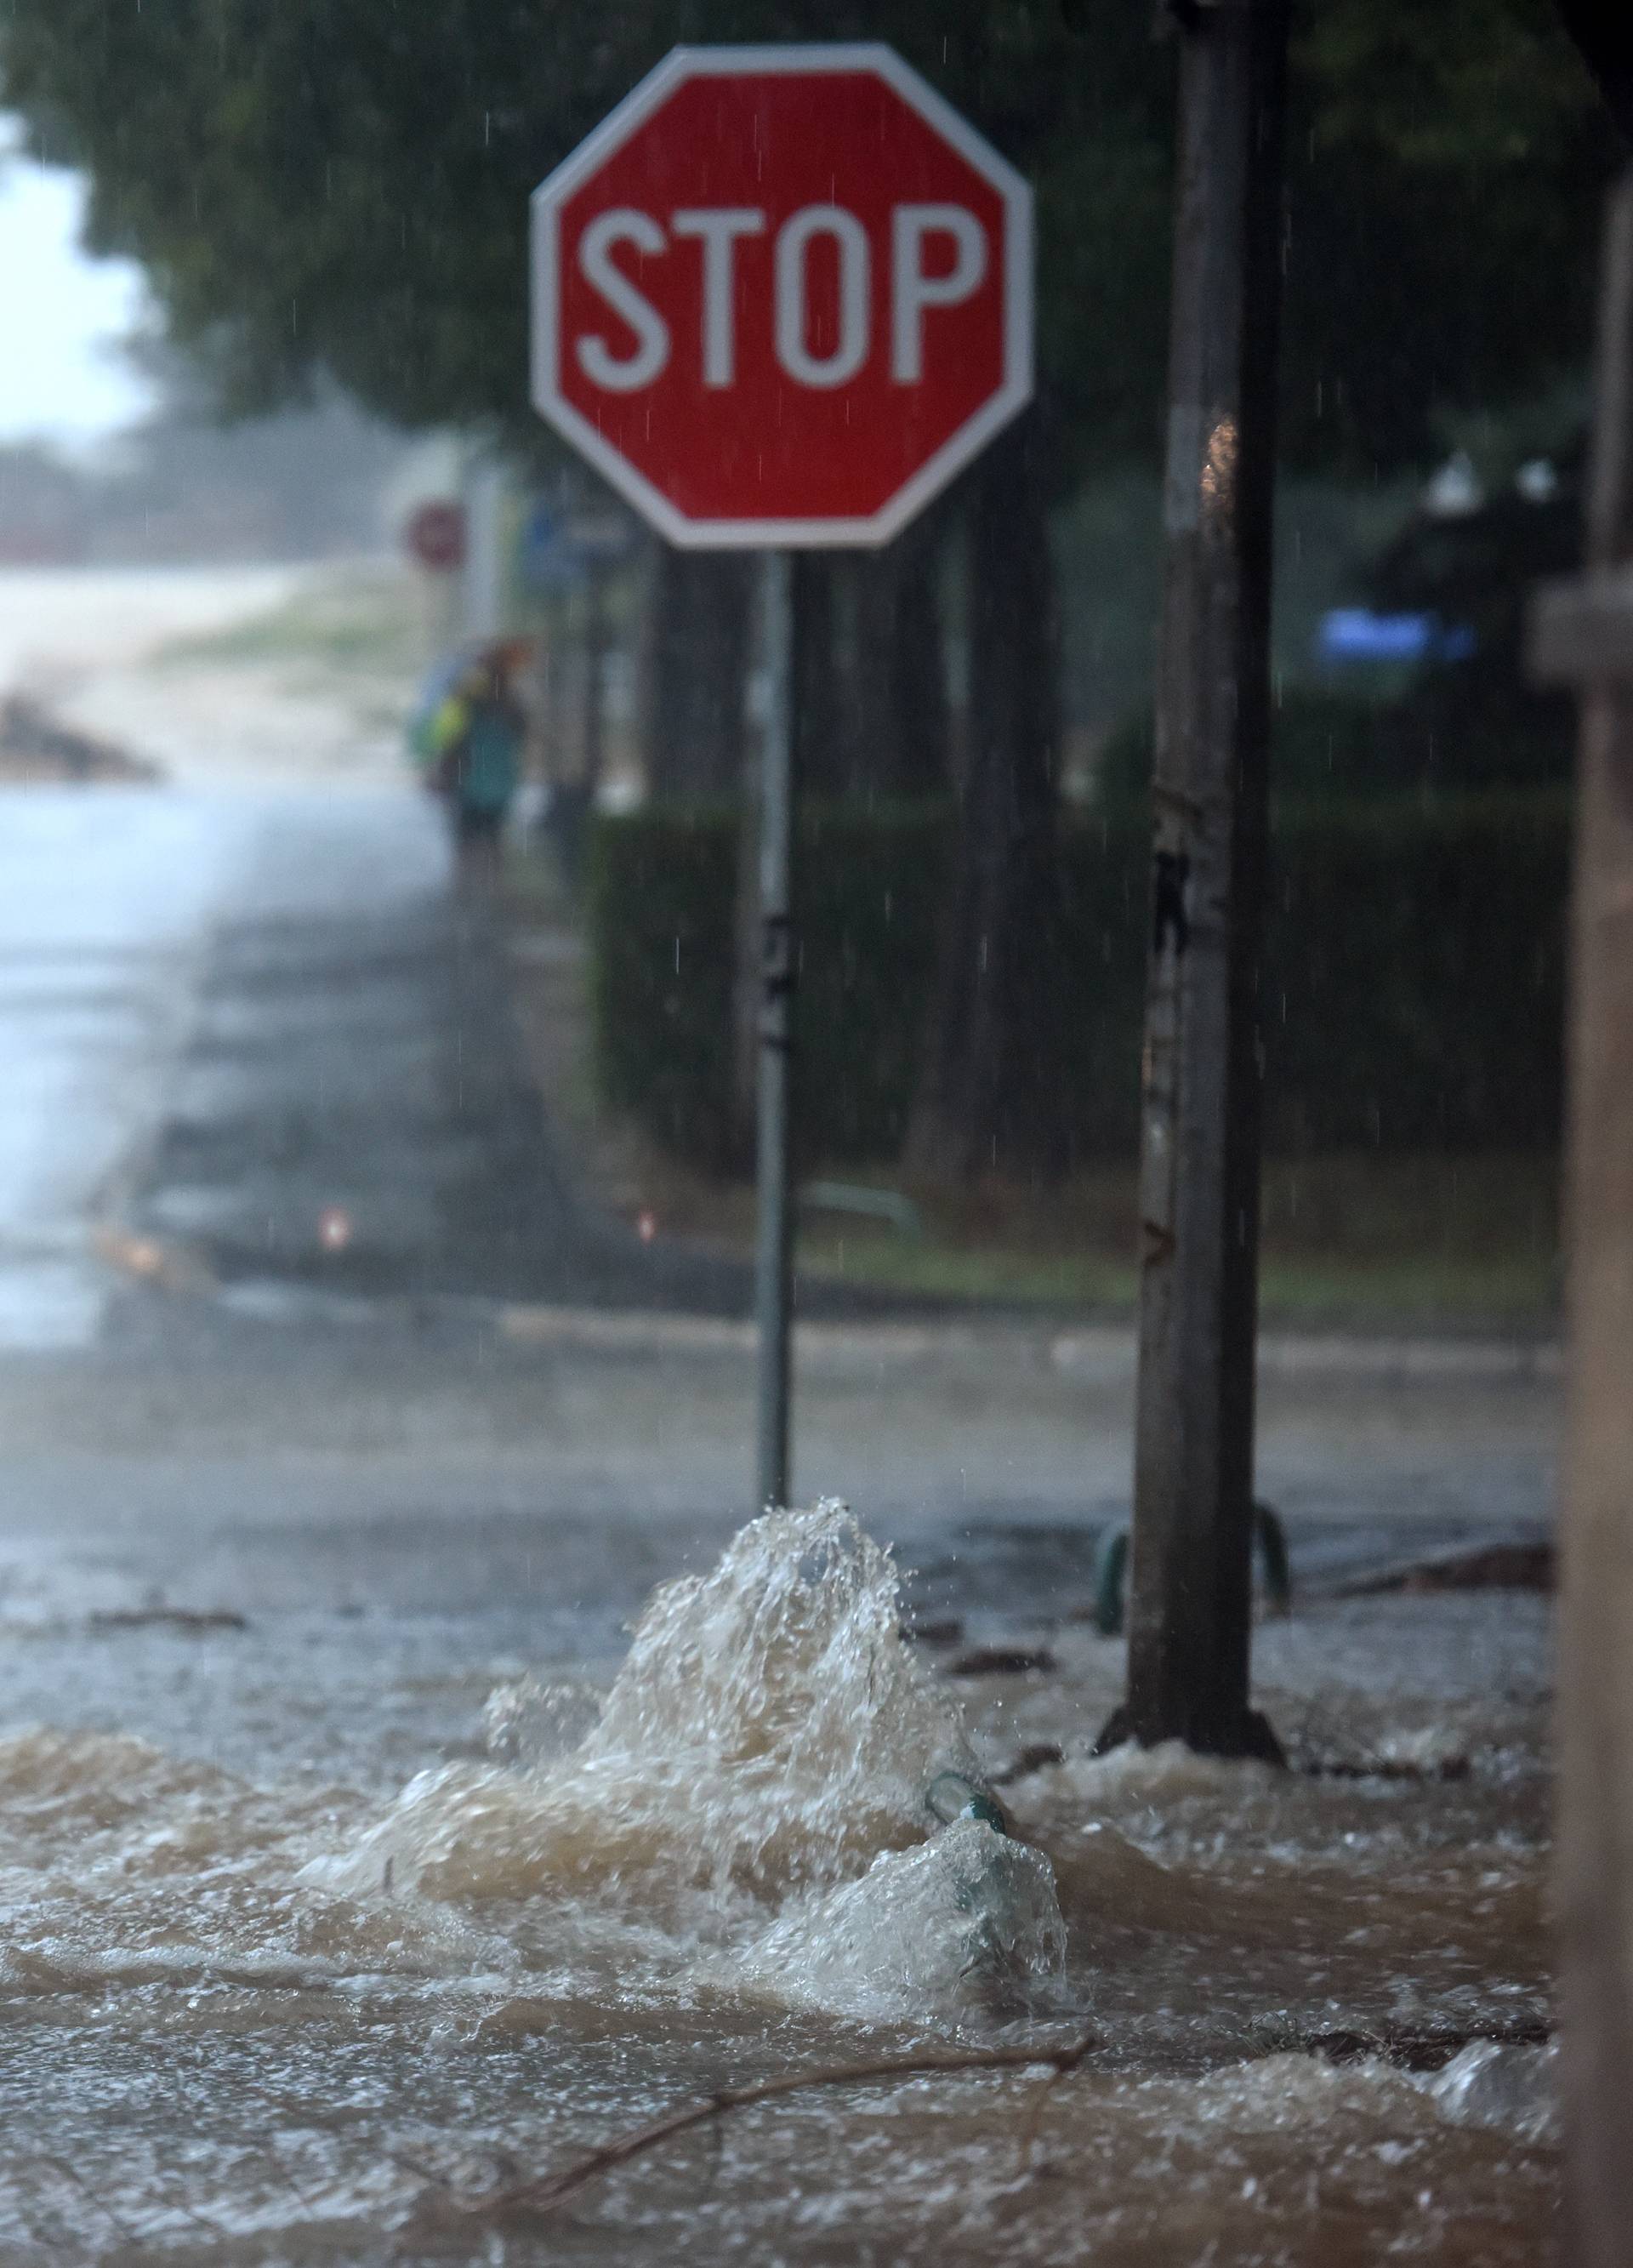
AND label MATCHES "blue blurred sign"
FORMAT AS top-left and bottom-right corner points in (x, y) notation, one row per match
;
(520, 505), (585, 594)
(519, 503), (639, 594)
(1316, 609), (1476, 667)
